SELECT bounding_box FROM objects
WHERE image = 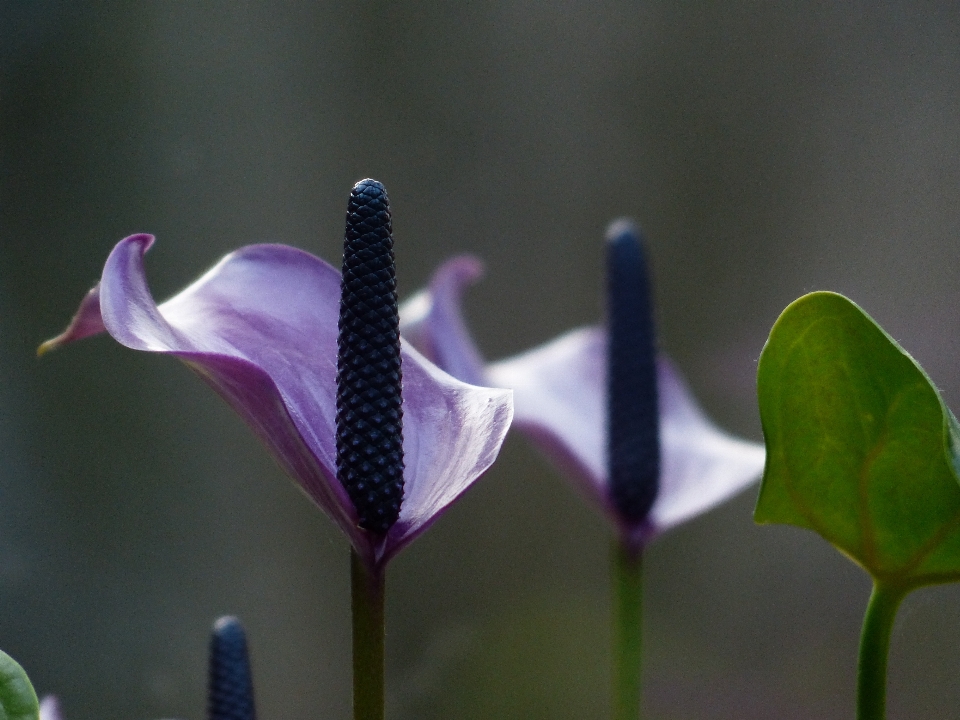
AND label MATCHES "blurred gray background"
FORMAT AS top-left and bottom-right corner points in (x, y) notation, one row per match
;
(2, 3), (959, 719)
